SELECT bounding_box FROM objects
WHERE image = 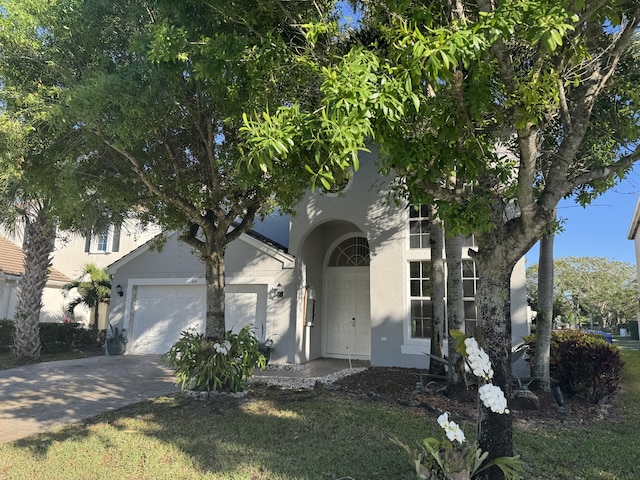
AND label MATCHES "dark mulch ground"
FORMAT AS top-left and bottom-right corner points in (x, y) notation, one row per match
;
(330, 367), (619, 430)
